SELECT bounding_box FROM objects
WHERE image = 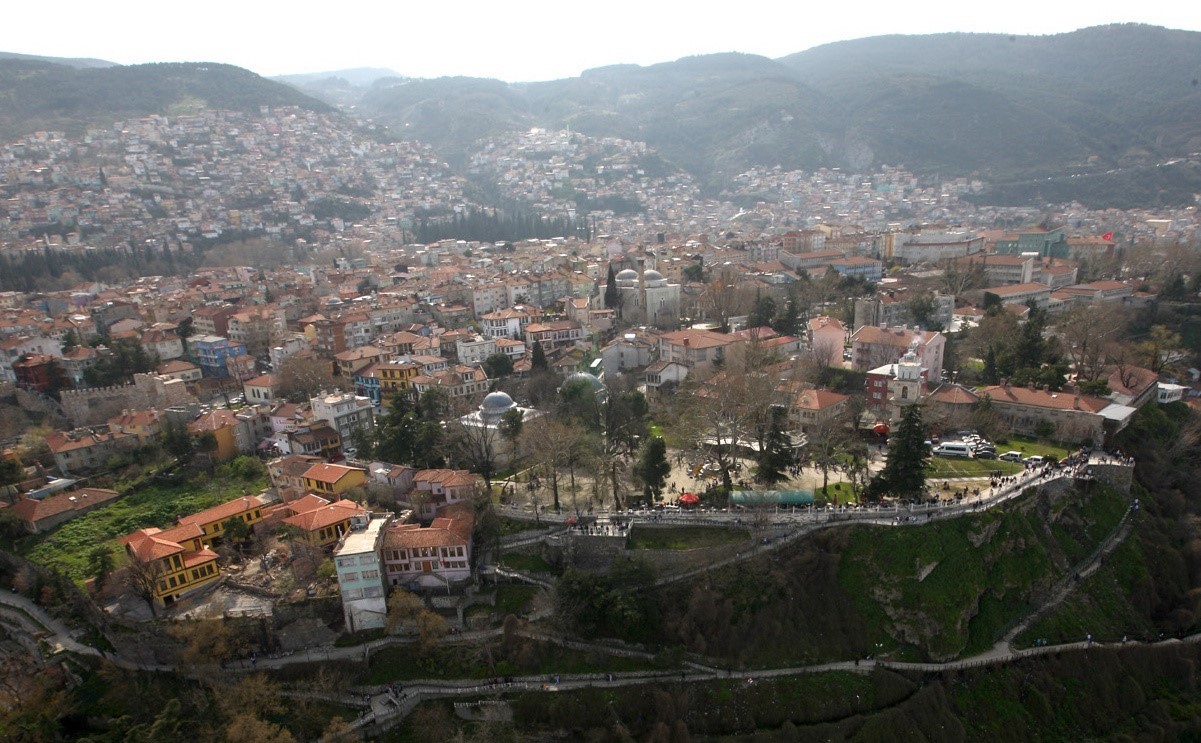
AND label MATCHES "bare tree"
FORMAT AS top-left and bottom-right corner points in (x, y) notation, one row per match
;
(122, 556), (164, 618)
(276, 354), (341, 402)
(1056, 304), (1129, 383)
(940, 257), (986, 296)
